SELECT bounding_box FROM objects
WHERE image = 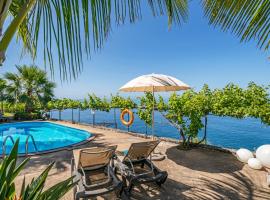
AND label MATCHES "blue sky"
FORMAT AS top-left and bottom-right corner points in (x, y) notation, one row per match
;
(1, 1), (269, 99)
